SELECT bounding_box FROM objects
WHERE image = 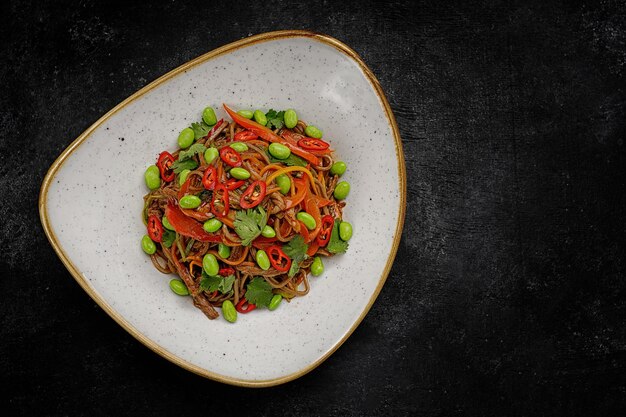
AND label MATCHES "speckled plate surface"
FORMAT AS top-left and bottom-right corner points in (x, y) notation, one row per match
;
(39, 30), (405, 387)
